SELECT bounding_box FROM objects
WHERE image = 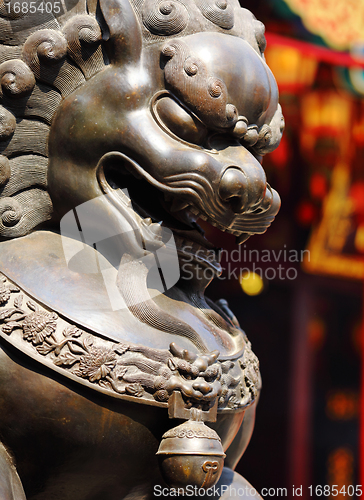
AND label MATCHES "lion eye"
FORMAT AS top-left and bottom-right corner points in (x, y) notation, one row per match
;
(154, 96), (208, 146)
